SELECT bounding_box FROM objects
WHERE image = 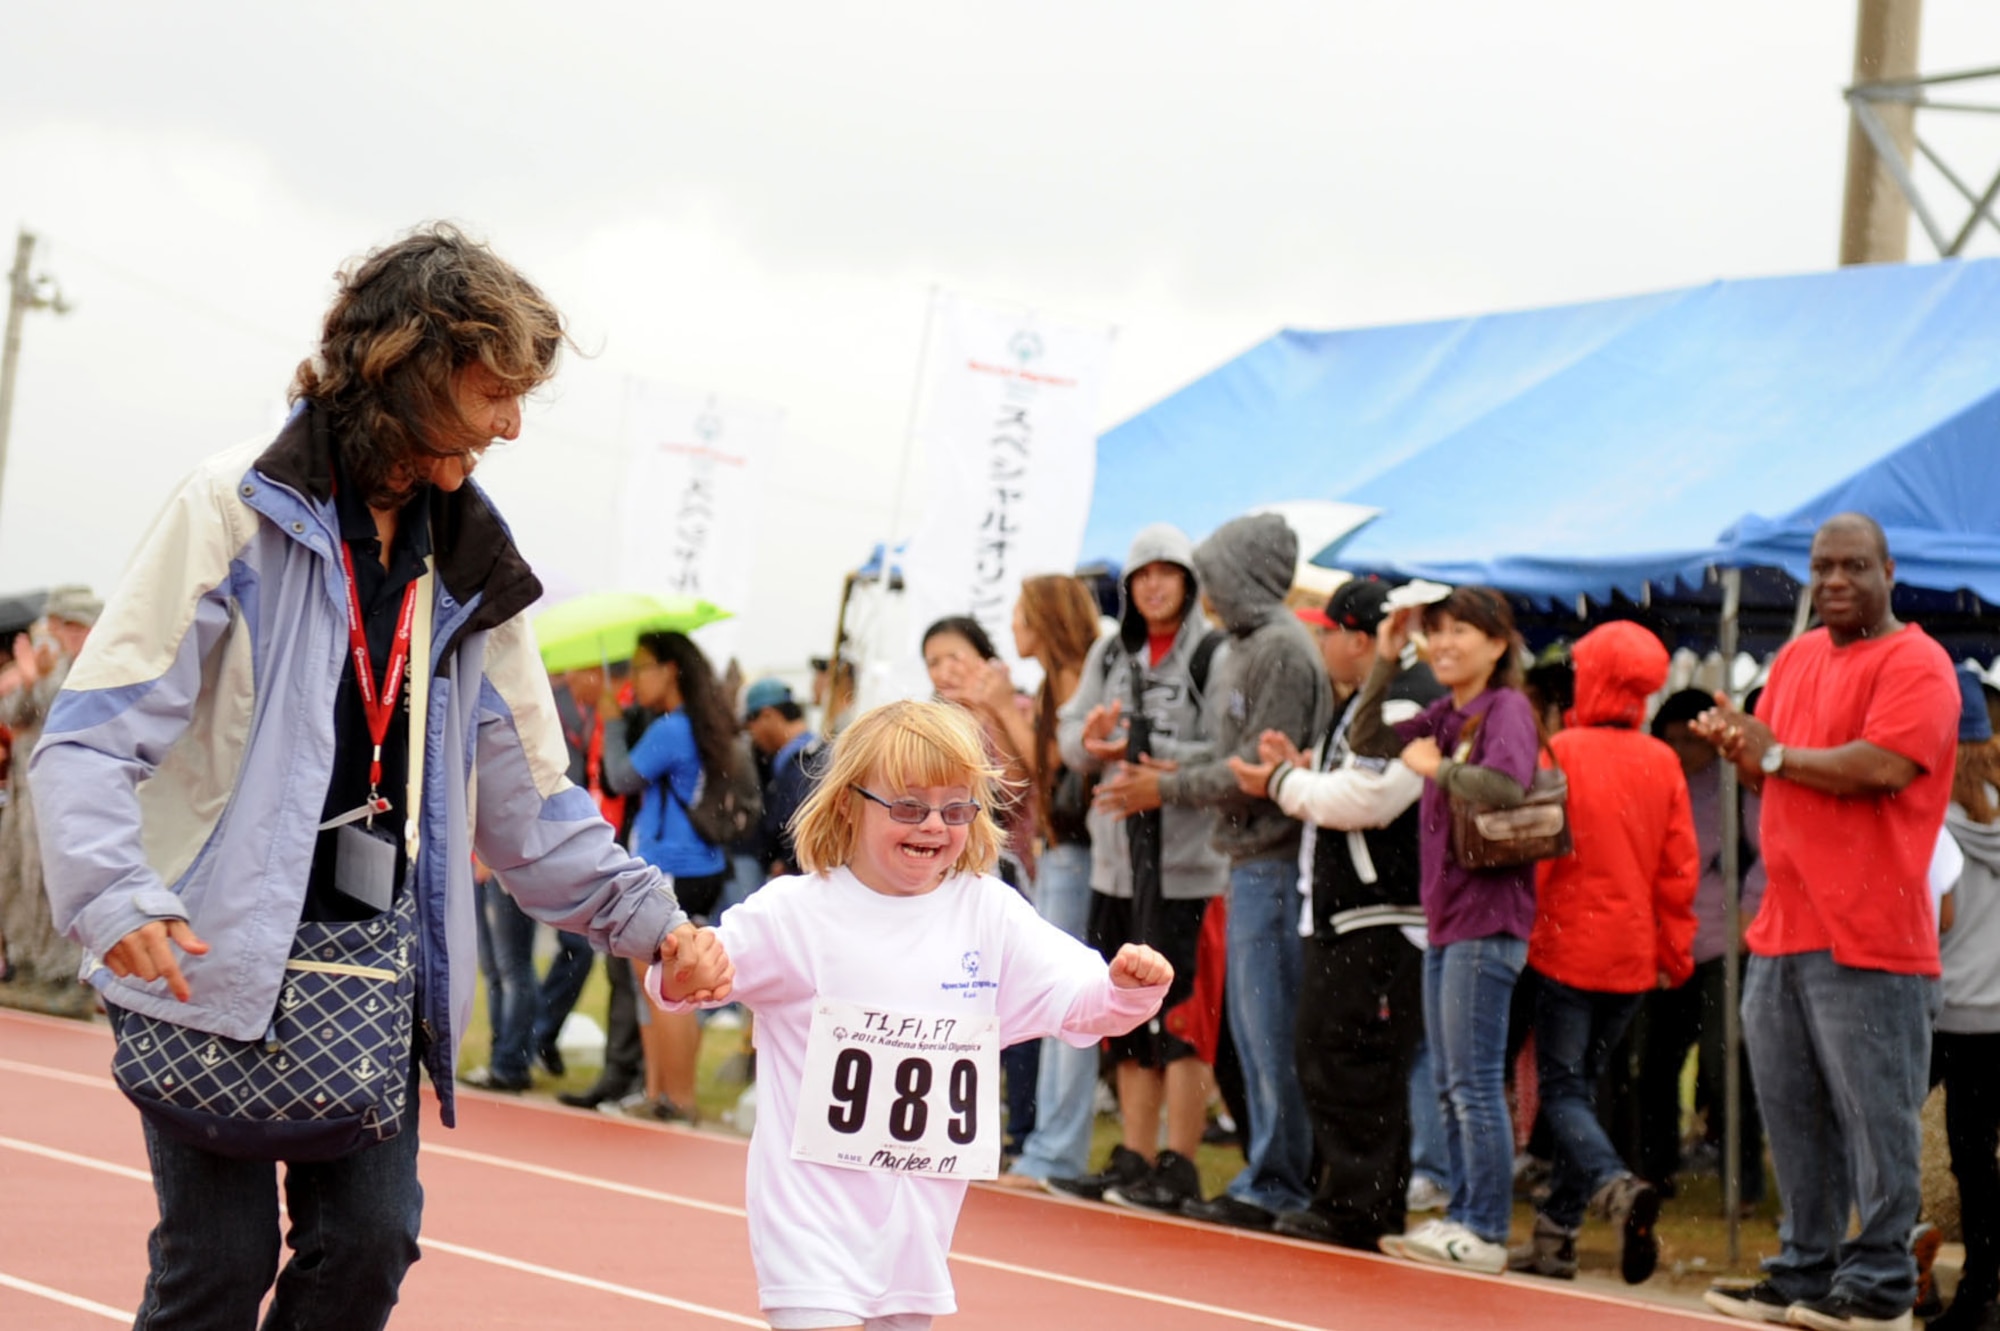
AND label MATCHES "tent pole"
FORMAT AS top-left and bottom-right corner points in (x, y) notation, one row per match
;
(1718, 566), (1745, 1266)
